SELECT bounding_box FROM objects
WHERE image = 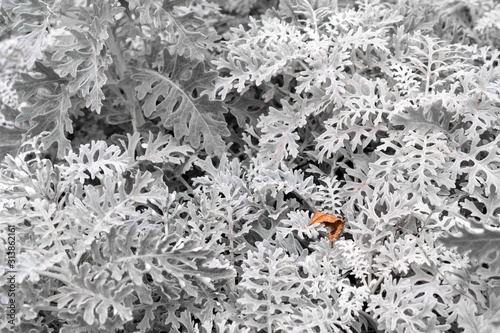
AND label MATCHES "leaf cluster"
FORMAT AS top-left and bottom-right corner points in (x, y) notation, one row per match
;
(1, 0), (500, 332)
